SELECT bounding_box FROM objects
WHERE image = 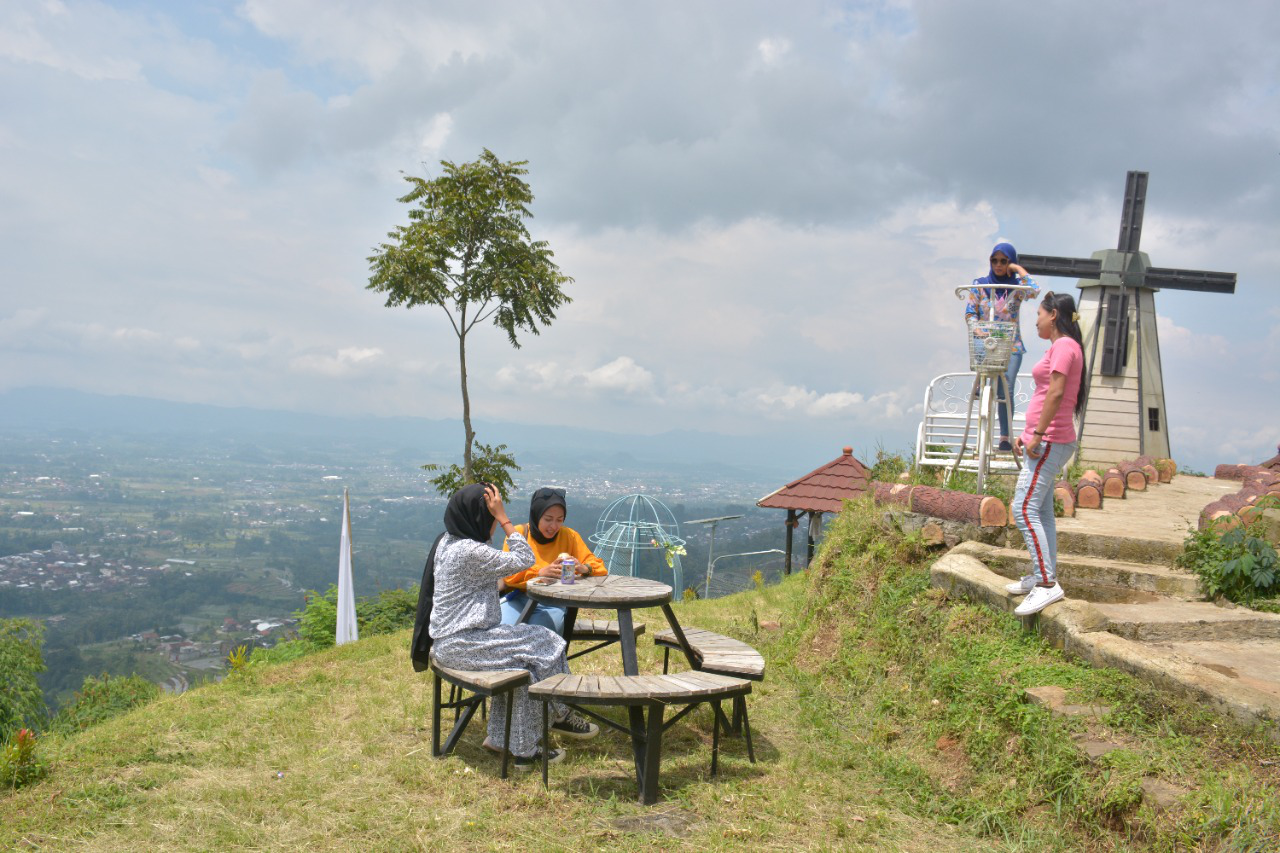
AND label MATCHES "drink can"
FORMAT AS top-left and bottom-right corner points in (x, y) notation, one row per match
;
(560, 558), (577, 584)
